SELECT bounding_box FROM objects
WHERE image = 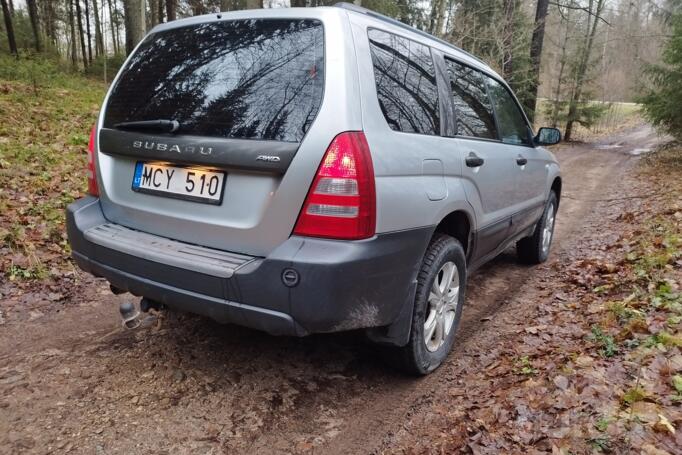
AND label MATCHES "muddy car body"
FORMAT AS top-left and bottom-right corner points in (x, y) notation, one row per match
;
(67, 3), (561, 374)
